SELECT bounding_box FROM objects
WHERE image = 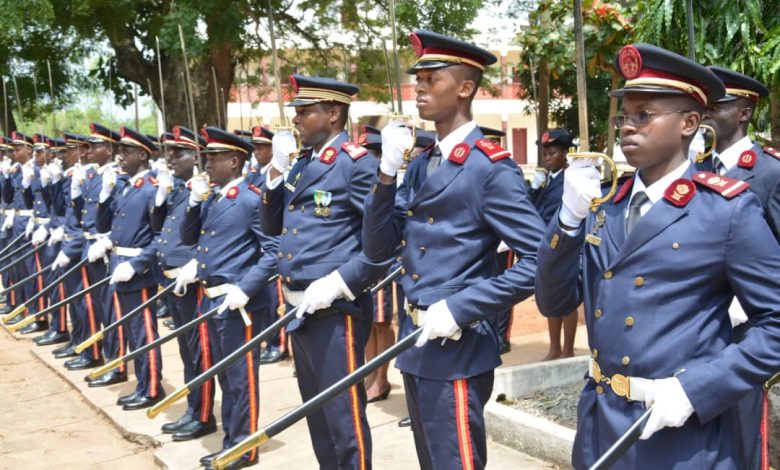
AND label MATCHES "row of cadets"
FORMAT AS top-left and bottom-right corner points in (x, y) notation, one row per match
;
(151, 126), (218, 440)
(0, 138), (13, 314)
(94, 127), (165, 410)
(535, 43), (780, 469)
(696, 66), (779, 469)
(2, 131), (35, 325)
(177, 127), (279, 469)
(239, 74), (391, 469)
(361, 29), (546, 469)
(242, 125), (289, 365)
